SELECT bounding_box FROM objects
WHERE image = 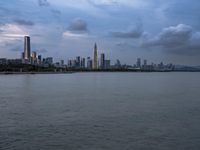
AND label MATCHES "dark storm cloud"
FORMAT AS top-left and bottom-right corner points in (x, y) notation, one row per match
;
(38, 0), (50, 7)
(142, 24), (200, 55)
(147, 24), (192, 47)
(110, 23), (143, 39)
(68, 19), (88, 32)
(110, 30), (143, 38)
(166, 44), (200, 55)
(14, 19), (35, 26)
